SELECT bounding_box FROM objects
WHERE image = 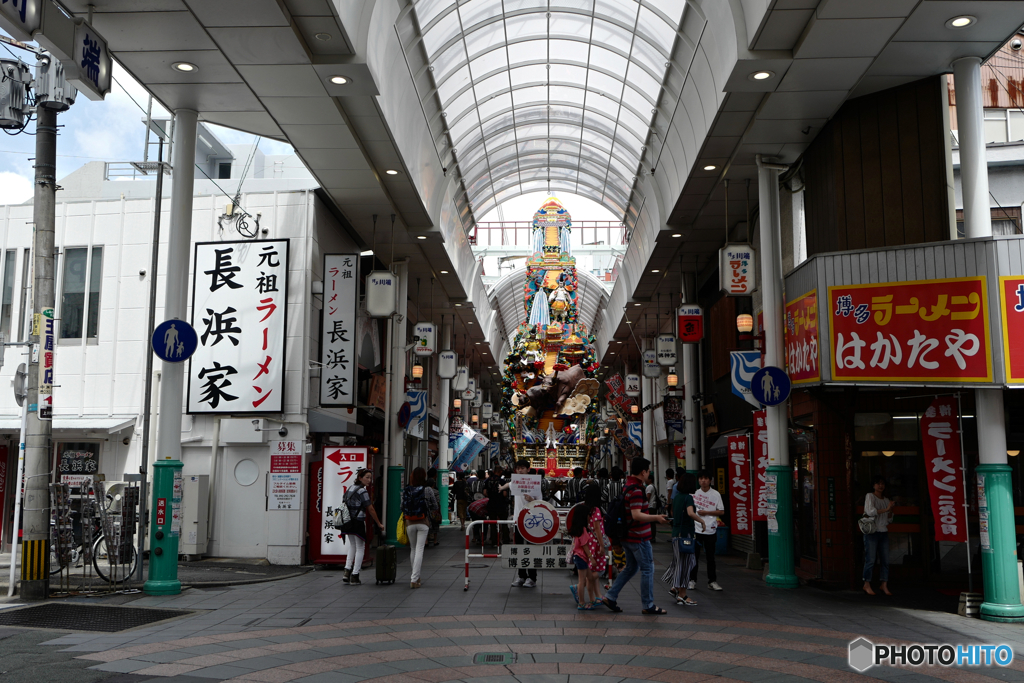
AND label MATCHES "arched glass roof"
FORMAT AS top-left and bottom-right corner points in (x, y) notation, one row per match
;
(405, 0), (686, 224)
